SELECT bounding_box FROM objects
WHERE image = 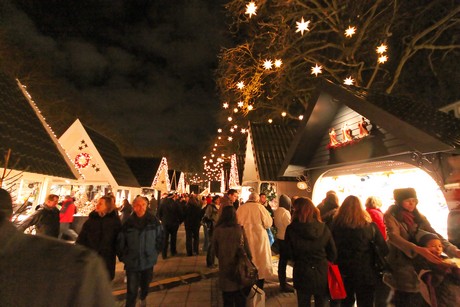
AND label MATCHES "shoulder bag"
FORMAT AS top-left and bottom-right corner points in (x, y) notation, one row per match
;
(370, 224), (390, 277)
(234, 227), (258, 287)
